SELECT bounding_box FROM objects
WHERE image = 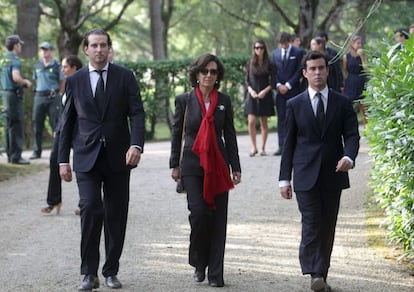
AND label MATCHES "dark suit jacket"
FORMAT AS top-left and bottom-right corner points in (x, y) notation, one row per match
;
(58, 63), (145, 172)
(279, 89), (360, 191)
(169, 90), (241, 176)
(271, 46), (304, 98)
(326, 47), (344, 92)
